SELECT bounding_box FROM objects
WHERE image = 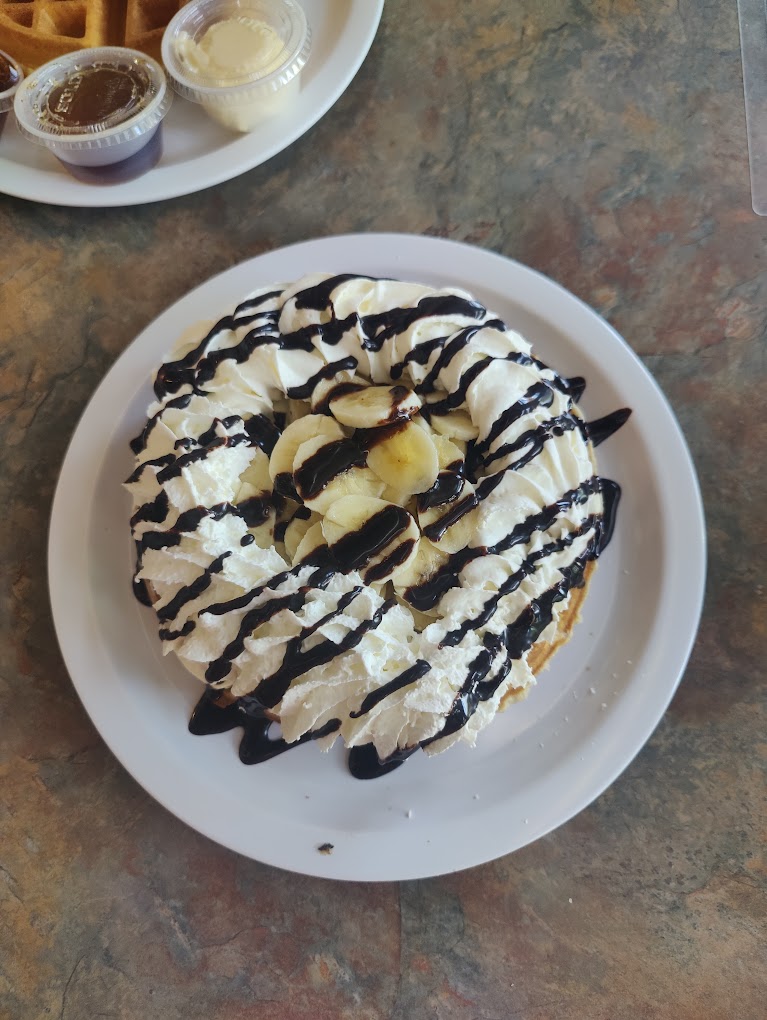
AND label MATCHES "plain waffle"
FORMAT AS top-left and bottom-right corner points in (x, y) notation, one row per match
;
(124, 0), (185, 60)
(0, 0), (186, 70)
